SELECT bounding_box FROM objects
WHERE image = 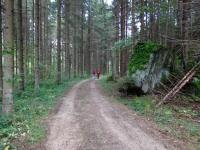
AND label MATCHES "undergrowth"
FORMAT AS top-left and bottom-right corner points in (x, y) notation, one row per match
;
(100, 77), (200, 149)
(0, 78), (82, 149)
